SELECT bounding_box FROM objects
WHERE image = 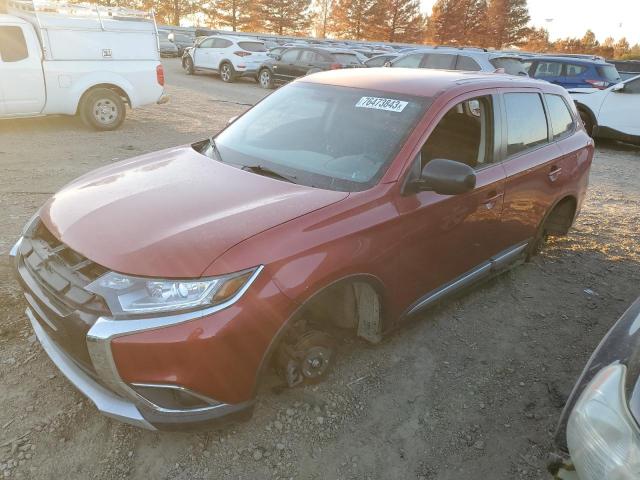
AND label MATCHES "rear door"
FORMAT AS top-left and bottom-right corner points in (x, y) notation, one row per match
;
(597, 77), (640, 137)
(499, 90), (565, 245)
(0, 24), (46, 116)
(212, 38), (233, 69)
